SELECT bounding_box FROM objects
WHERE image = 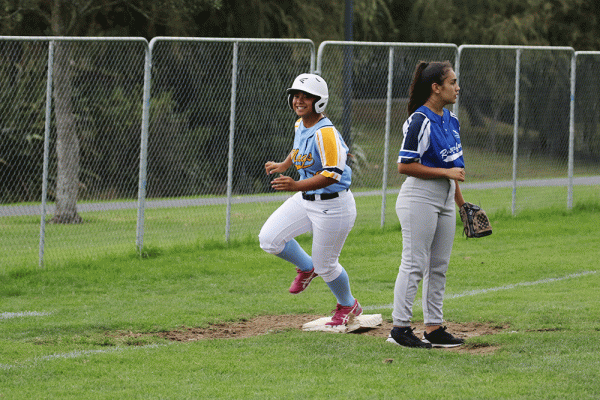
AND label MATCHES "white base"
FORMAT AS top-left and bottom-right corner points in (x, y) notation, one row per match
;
(302, 314), (382, 333)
